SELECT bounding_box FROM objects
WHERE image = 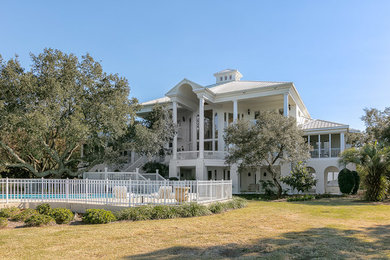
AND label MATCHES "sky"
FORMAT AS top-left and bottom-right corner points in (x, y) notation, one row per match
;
(1, 0), (390, 130)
